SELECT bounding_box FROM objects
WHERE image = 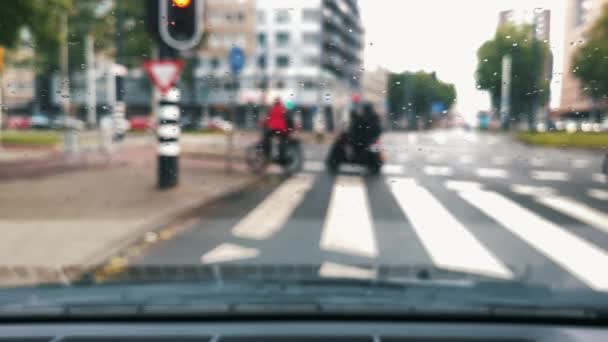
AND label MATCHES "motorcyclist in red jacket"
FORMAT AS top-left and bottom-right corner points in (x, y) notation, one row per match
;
(262, 98), (289, 162)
